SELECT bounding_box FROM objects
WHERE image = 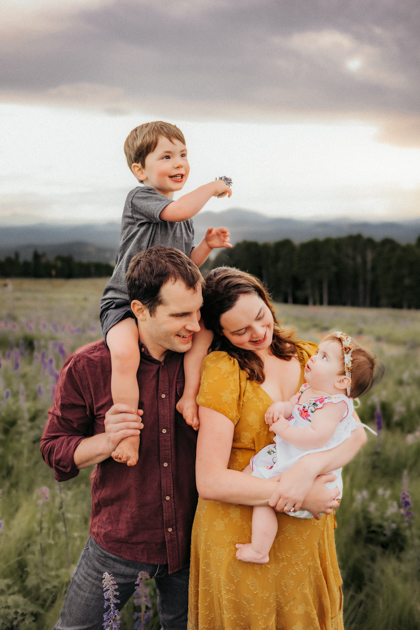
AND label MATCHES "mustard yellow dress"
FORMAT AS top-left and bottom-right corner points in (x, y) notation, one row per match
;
(188, 342), (344, 630)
